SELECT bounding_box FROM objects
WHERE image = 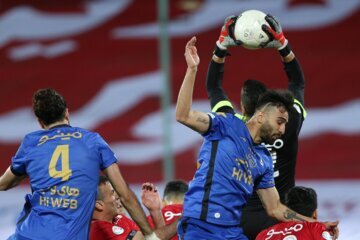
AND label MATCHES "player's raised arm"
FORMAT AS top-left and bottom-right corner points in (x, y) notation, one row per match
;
(176, 37), (210, 134)
(262, 14), (306, 109)
(207, 16), (239, 113)
(141, 182), (165, 229)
